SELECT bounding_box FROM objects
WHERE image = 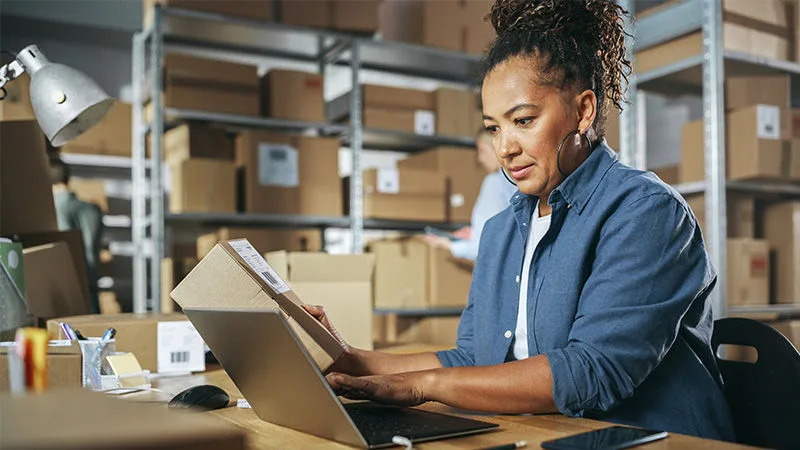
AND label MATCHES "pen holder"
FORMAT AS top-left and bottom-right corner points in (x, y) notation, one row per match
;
(78, 338), (116, 390)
